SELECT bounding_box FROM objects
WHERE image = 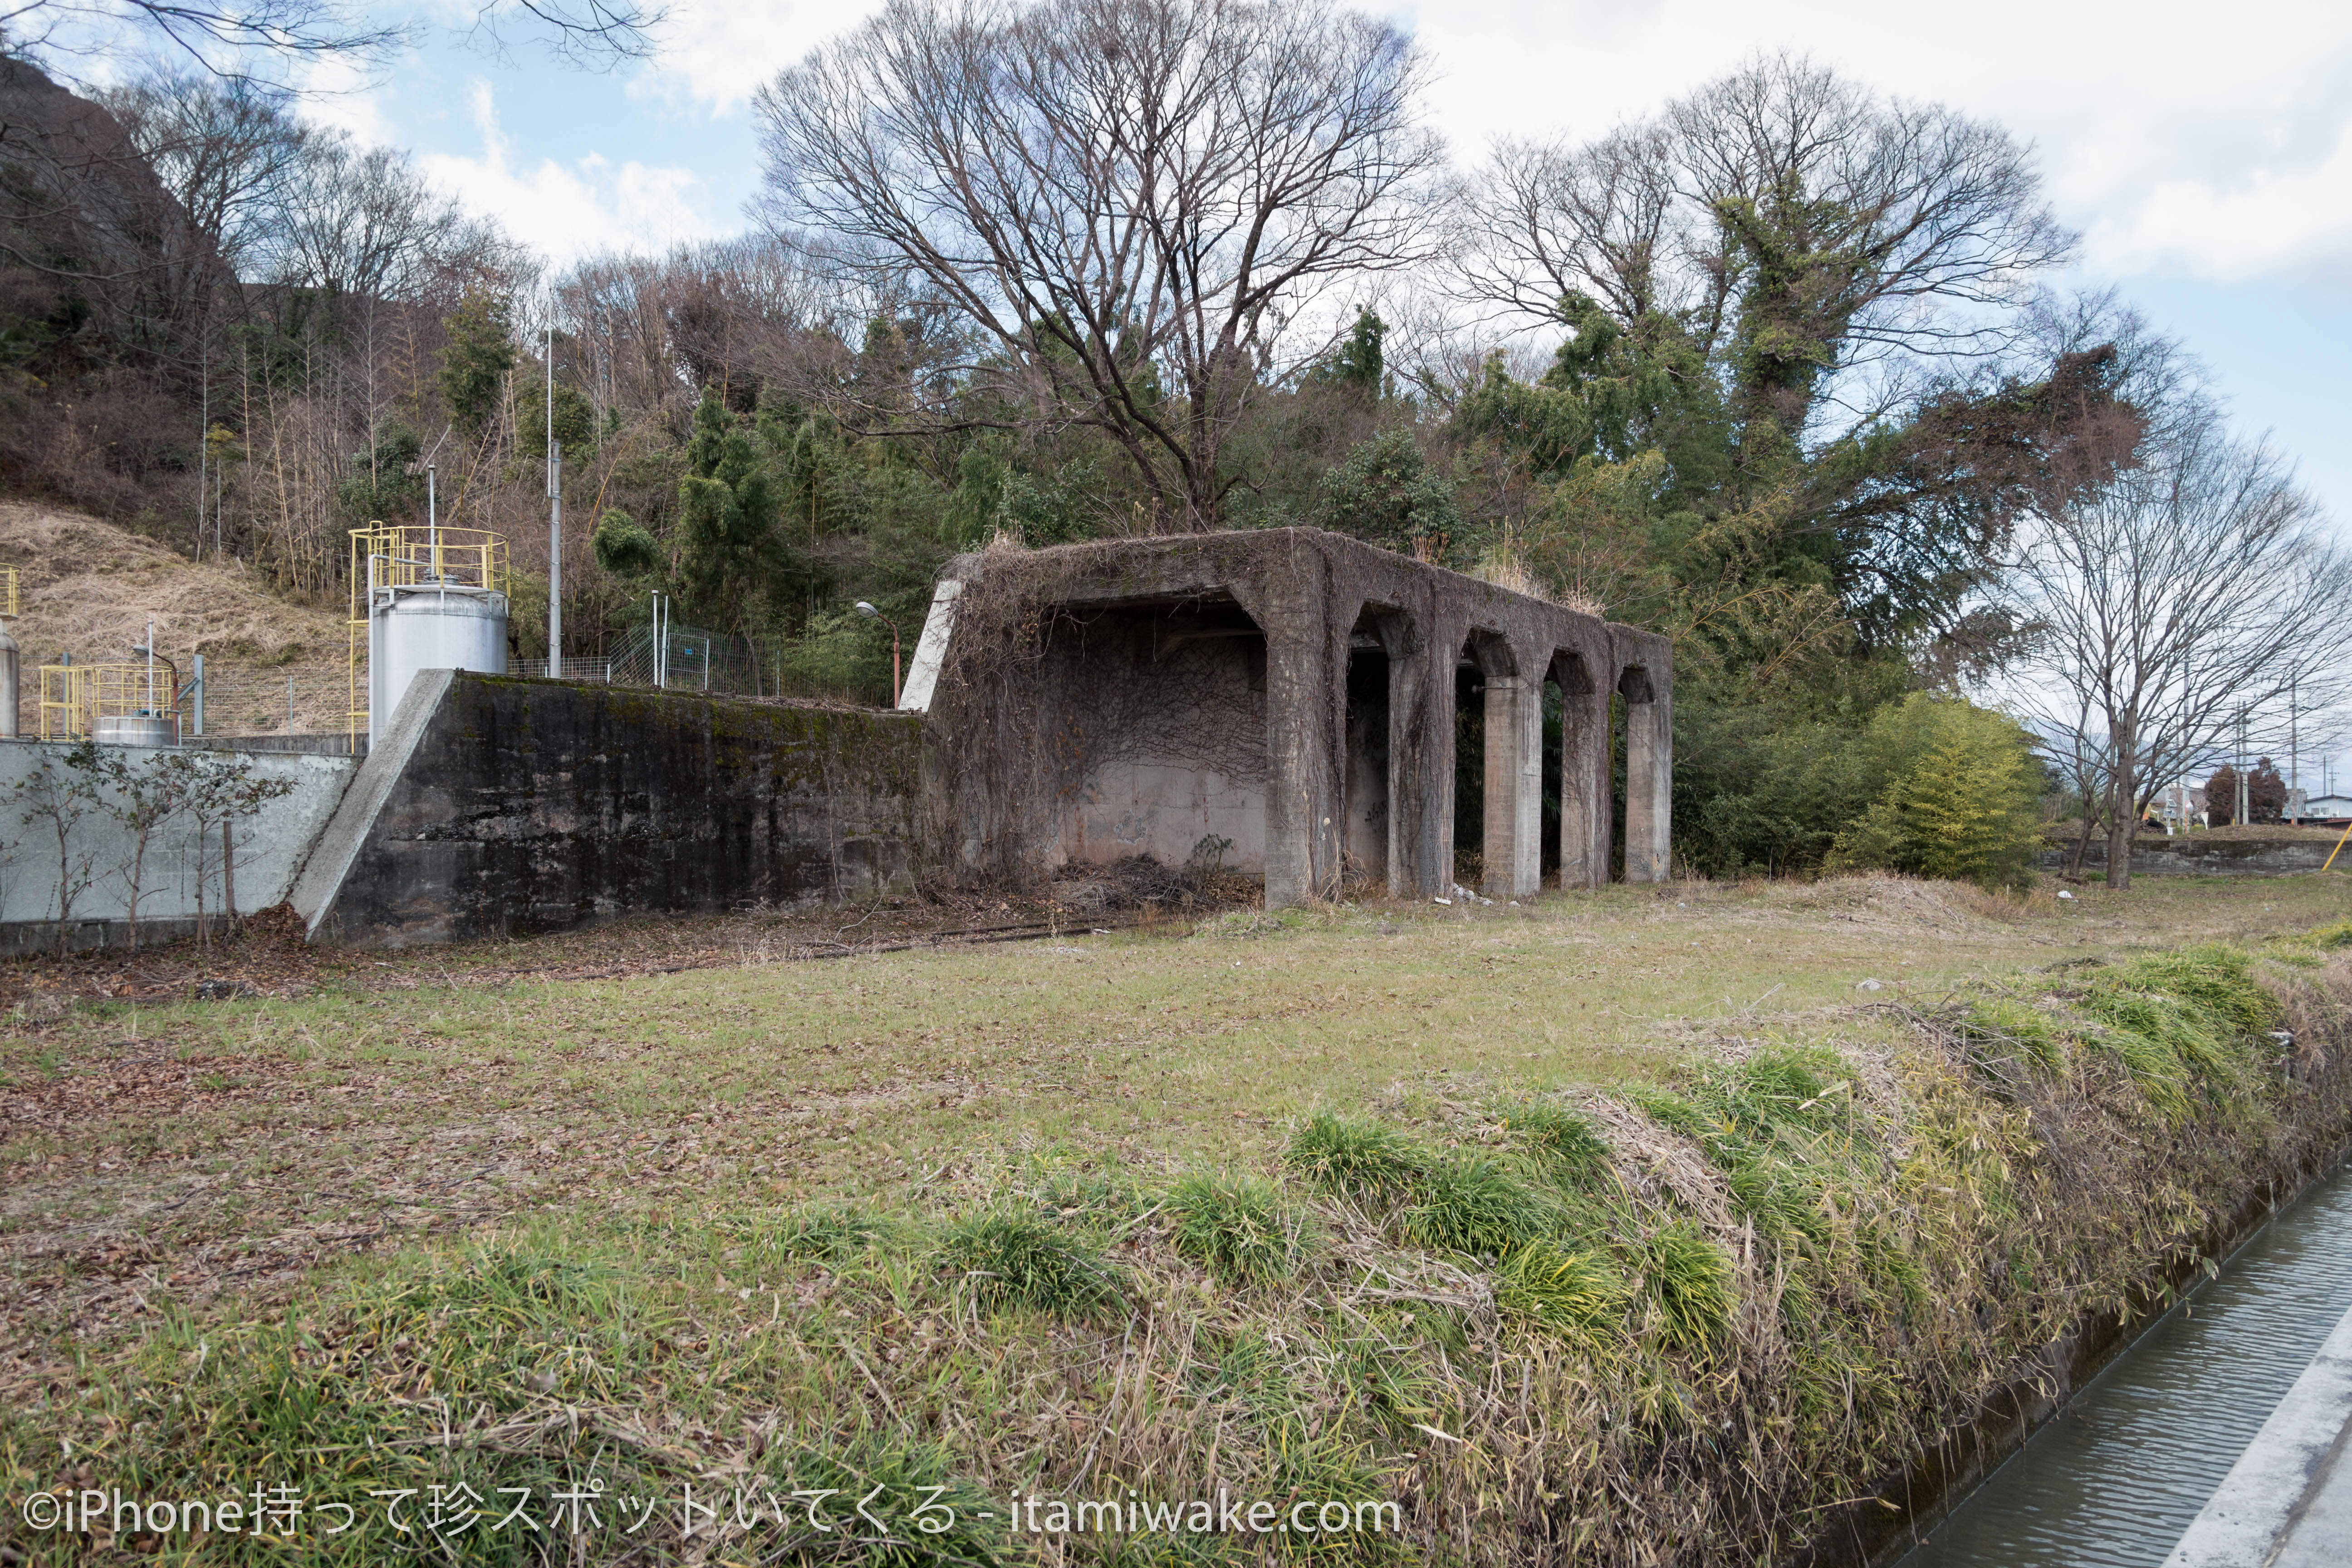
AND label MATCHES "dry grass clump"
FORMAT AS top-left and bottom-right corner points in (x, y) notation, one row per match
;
(933, 1209), (1127, 1319)
(1165, 1171), (1319, 1285)
(0, 500), (353, 735)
